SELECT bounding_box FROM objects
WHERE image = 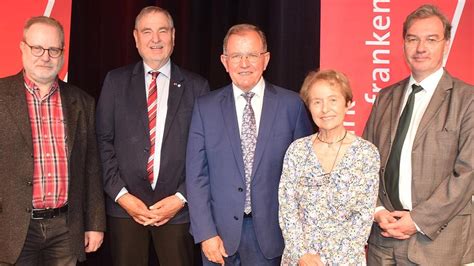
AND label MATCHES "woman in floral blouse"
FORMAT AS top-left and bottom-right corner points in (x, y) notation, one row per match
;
(279, 70), (380, 265)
